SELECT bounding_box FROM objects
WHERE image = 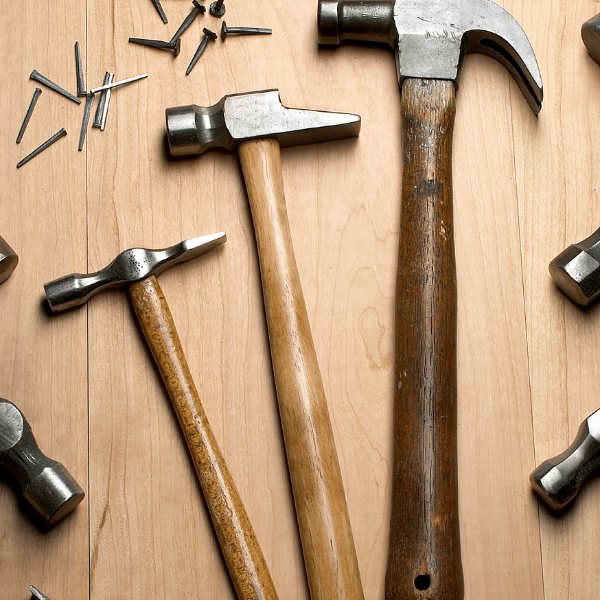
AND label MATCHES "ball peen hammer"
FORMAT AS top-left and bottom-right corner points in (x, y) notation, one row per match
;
(318, 2), (542, 599)
(166, 90), (363, 600)
(44, 234), (281, 600)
